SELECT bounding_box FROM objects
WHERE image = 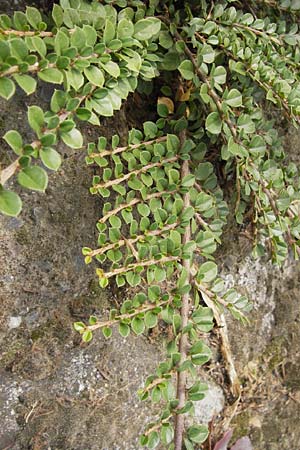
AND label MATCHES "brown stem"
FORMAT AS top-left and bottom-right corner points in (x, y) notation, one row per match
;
(98, 189), (177, 224)
(93, 156), (178, 189)
(87, 299), (169, 332)
(89, 222), (178, 257)
(144, 415), (173, 436)
(89, 136), (167, 159)
(97, 255), (179, 279)
(0, 62), (53, 78)
(1, 29), (54, 37)
(174, 131), (190, 450)
(195, 212), (209, 229)
(143, 373), (174, 393)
